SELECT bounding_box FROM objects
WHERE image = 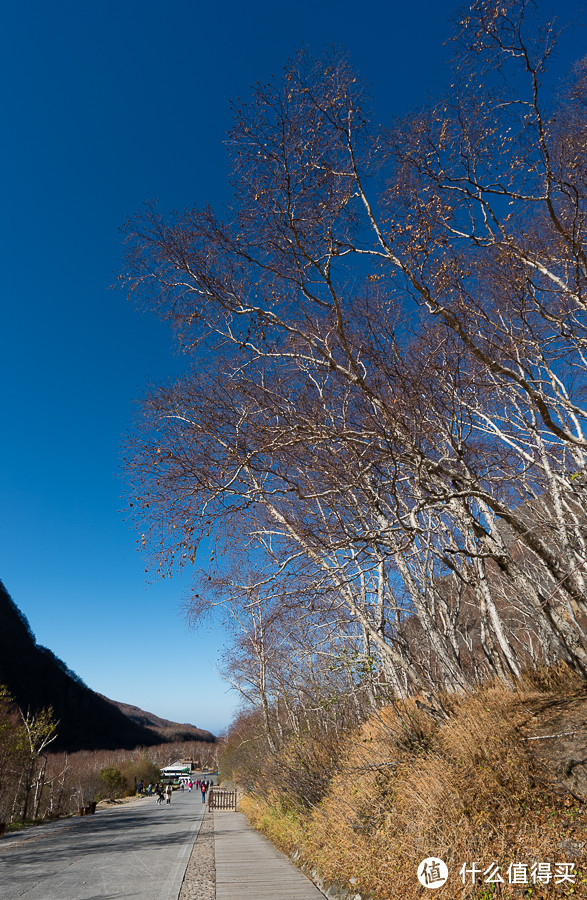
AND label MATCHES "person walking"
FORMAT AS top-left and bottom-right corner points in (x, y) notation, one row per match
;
(166, 784), (173, 805)
(201, 781), (207, 804)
